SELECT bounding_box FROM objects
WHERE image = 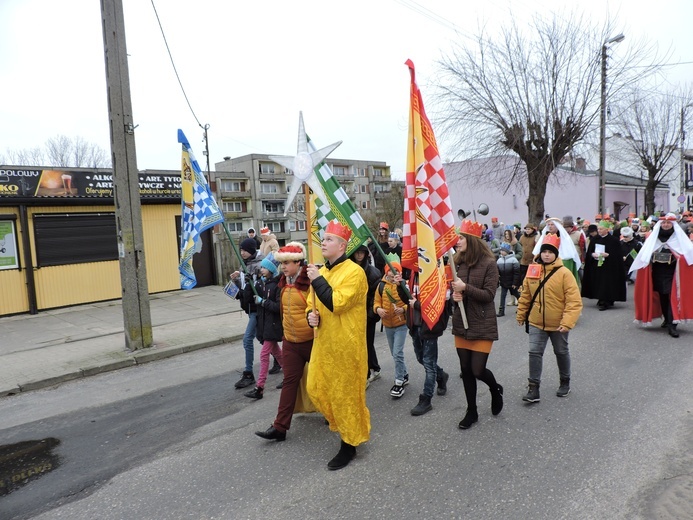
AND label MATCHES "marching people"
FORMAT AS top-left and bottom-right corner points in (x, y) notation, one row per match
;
(255, 242), (314, 441)
(259, 226), (279, 257)
(619, 226), (642, 284)
(501, 228), (523, 262)
(451, 221), (503, 430)
(630, 213), (693, 338)
(244, 253), (283, 400)
(306, 221), (370, 470)
(370, 222), (391, 273)
(496, 242), (521, 316)
(374, 254), (409, 398)
(563, 216), (586, 277)
(352, 244), (382, 384)
(532, 217), (582, 287)
(230, 238), (265, 389)
(581, 220), (626, 311)
(516, 234), (582, 402)
(519, 223), (540, 284)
